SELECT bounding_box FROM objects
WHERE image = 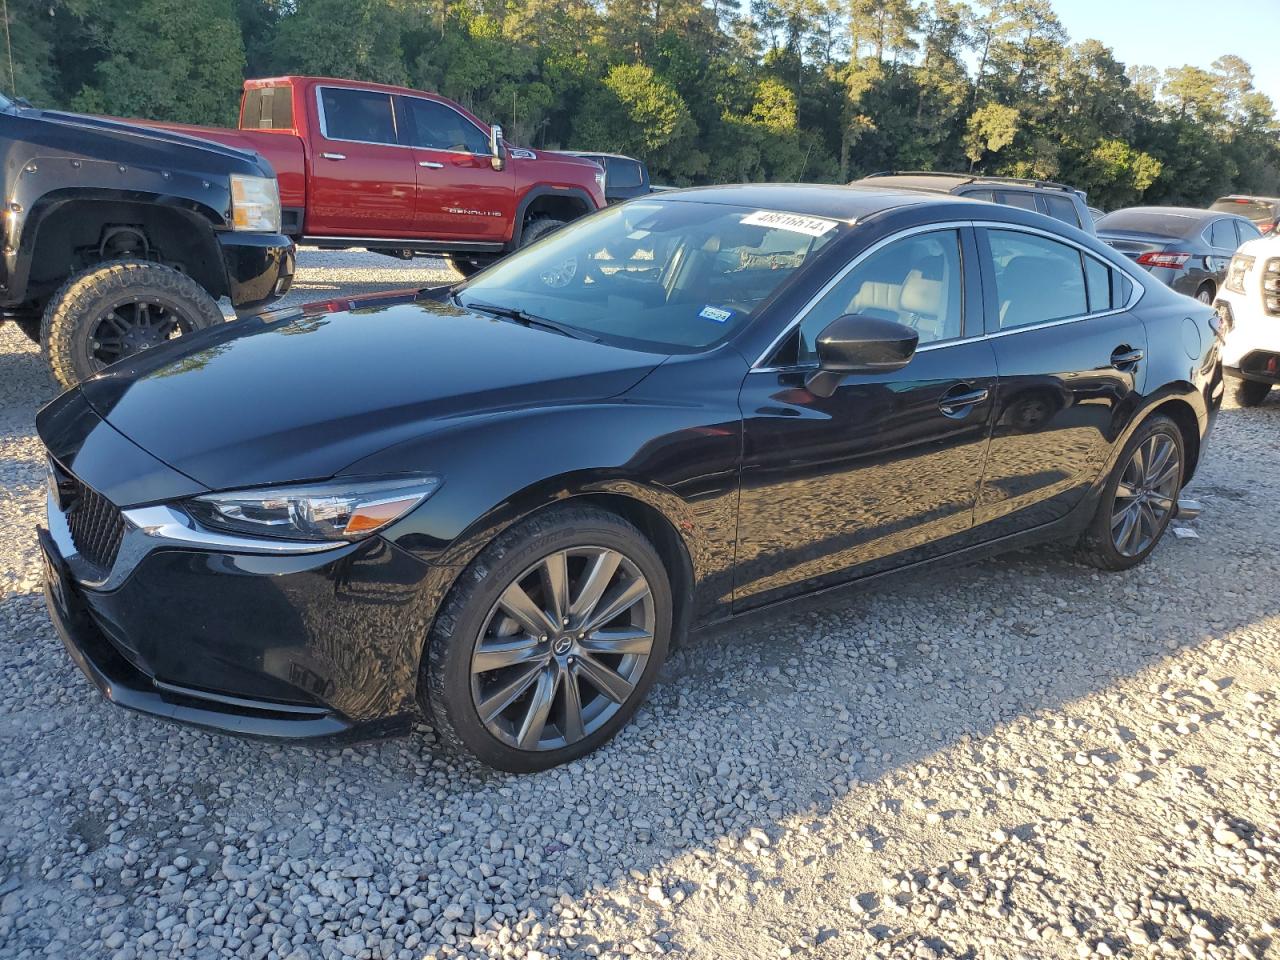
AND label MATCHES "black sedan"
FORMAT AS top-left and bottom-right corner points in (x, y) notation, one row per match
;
(38, 186), (1223, 772)
(1097, 206), (1263, 303)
